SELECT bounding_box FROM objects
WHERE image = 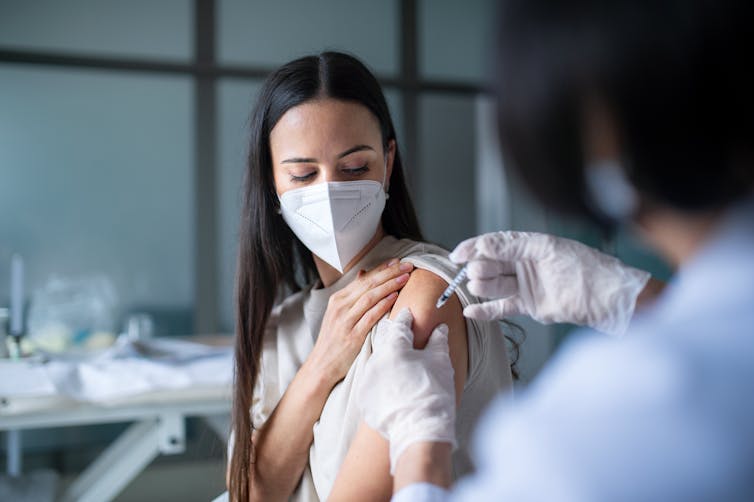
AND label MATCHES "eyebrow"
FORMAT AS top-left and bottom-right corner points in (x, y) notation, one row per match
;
(281, 144), (375, 164)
